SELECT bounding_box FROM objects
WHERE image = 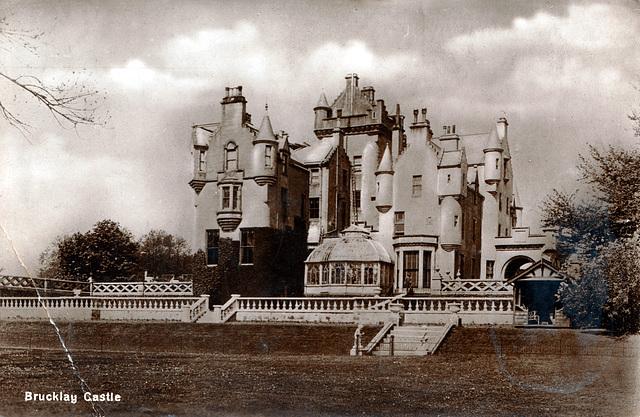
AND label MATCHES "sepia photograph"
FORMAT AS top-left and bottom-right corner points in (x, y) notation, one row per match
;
(0, 0), (639, 416)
